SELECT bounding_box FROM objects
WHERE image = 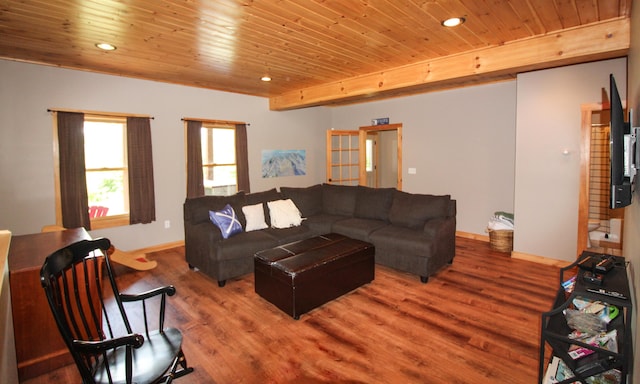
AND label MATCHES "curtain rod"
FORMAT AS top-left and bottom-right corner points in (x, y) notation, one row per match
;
(181, 117), (249, 126)
(47, 108), (154, 119)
